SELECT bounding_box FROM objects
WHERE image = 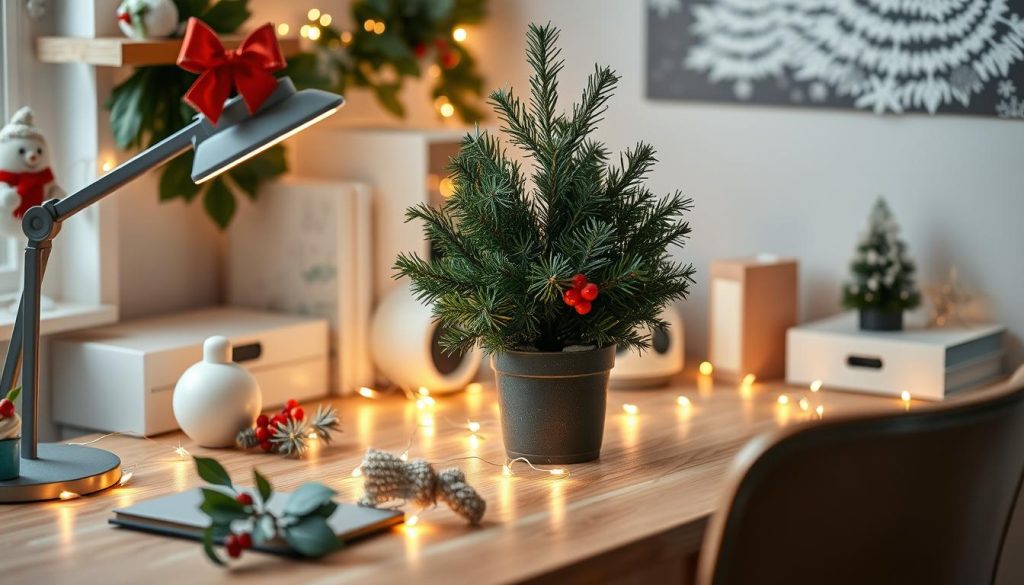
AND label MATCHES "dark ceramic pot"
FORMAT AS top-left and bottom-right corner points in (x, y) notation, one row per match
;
(0, 437), (19, 481)
(493, 346), (616, 464)
(859, 308), (903, 331)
